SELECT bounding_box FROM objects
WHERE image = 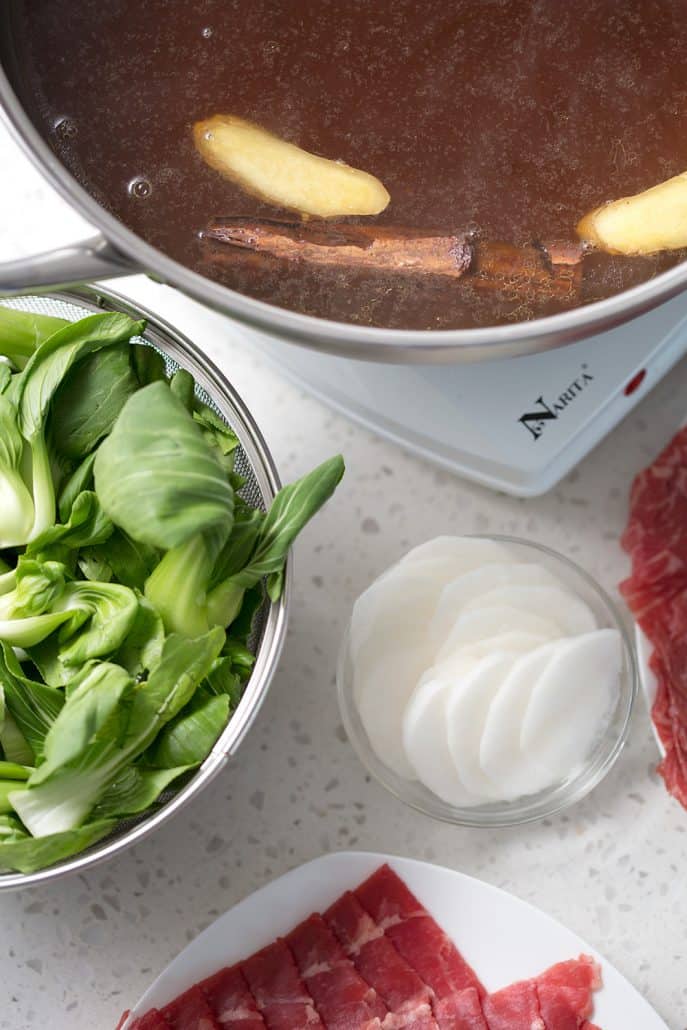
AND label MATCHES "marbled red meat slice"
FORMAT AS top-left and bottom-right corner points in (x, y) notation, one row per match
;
(200, 965), (266, 1028)
(161, 984), (222, 1029)
(433, 988), (488, 1029)
(484, 955), (602, 1030)
(126, 1012), (170, 1030)
(325, 891), (381, 954)
(536, 955), (599, 1020)
(658, 745), (687, 808)
(622, 468), (687, 569)
(620, 556), (687, 624)
(534, 988), (580, 1030)
(621, 428), (687, 608)
(482, 980), (544, 1030)
(355, 866), (485, 1000)
(286, 913), (384, 1028)
(241, 939), (324, 1030)
(636, 596), (687, 803)
(621, 428), (687, 810)
(325, 891), (438, 1028)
